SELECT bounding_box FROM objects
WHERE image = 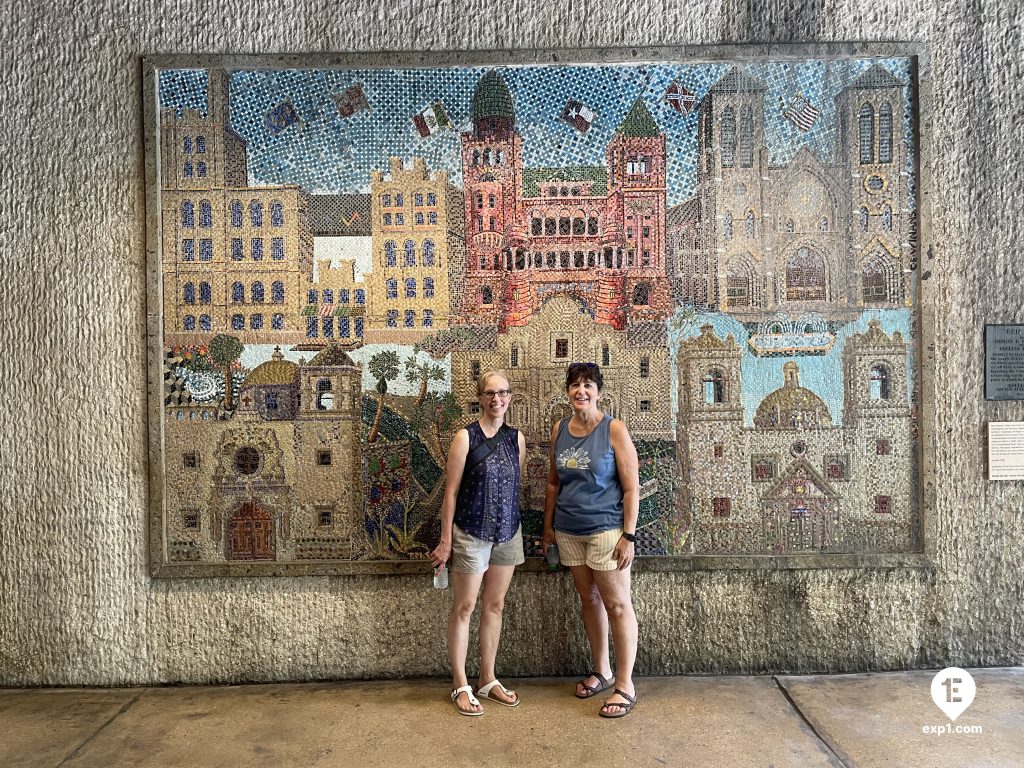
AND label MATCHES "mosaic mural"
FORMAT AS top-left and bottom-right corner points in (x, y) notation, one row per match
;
(147, 51), (923, 573)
